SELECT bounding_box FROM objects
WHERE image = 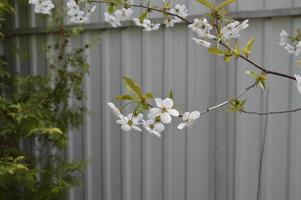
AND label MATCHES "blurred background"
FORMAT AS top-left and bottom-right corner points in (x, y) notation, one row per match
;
(3, 0), (301, 199)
